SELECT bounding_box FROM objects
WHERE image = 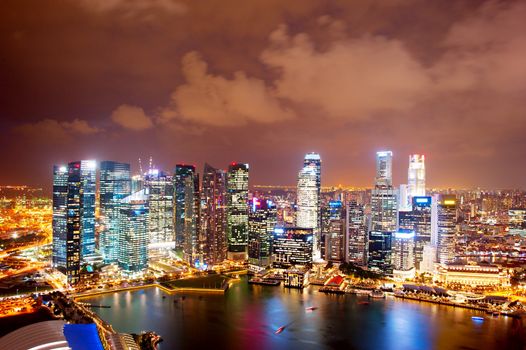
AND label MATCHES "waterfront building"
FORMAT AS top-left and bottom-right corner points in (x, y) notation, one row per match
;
(272, 227), (313, 268)
(201, 163), (228, 265)
(118, 189), (149, 274)
(99, 161), (131, 264)
(145, 169), (174, 257)
(346, 200), (367, 266)
(407, 154), (426, 198)
(392, 229), (416, 280)
(367, 231), (393, 276)
(226, 163), (250, 260)
(398, 196), (432, 270)
(296, 164), (320, 260)
(283, 268), (310, 288)
(437, 195), (458, 265)
(174, 164), (200, 264)
(322, 200), (345, 262)
(436, 263), (510, 287)
(420, 244), (437, 274)
(52, 165), (68, 271)
(248, 198), (277, 272)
